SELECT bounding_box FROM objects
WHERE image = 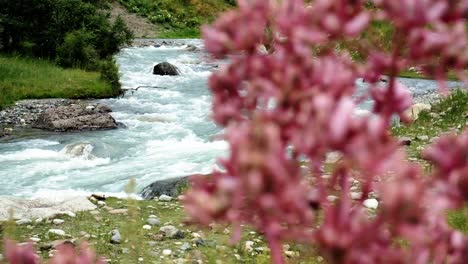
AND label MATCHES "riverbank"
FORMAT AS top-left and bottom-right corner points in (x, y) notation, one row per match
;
(1, 90), (466, 263)
(0, 56), (120, 110)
